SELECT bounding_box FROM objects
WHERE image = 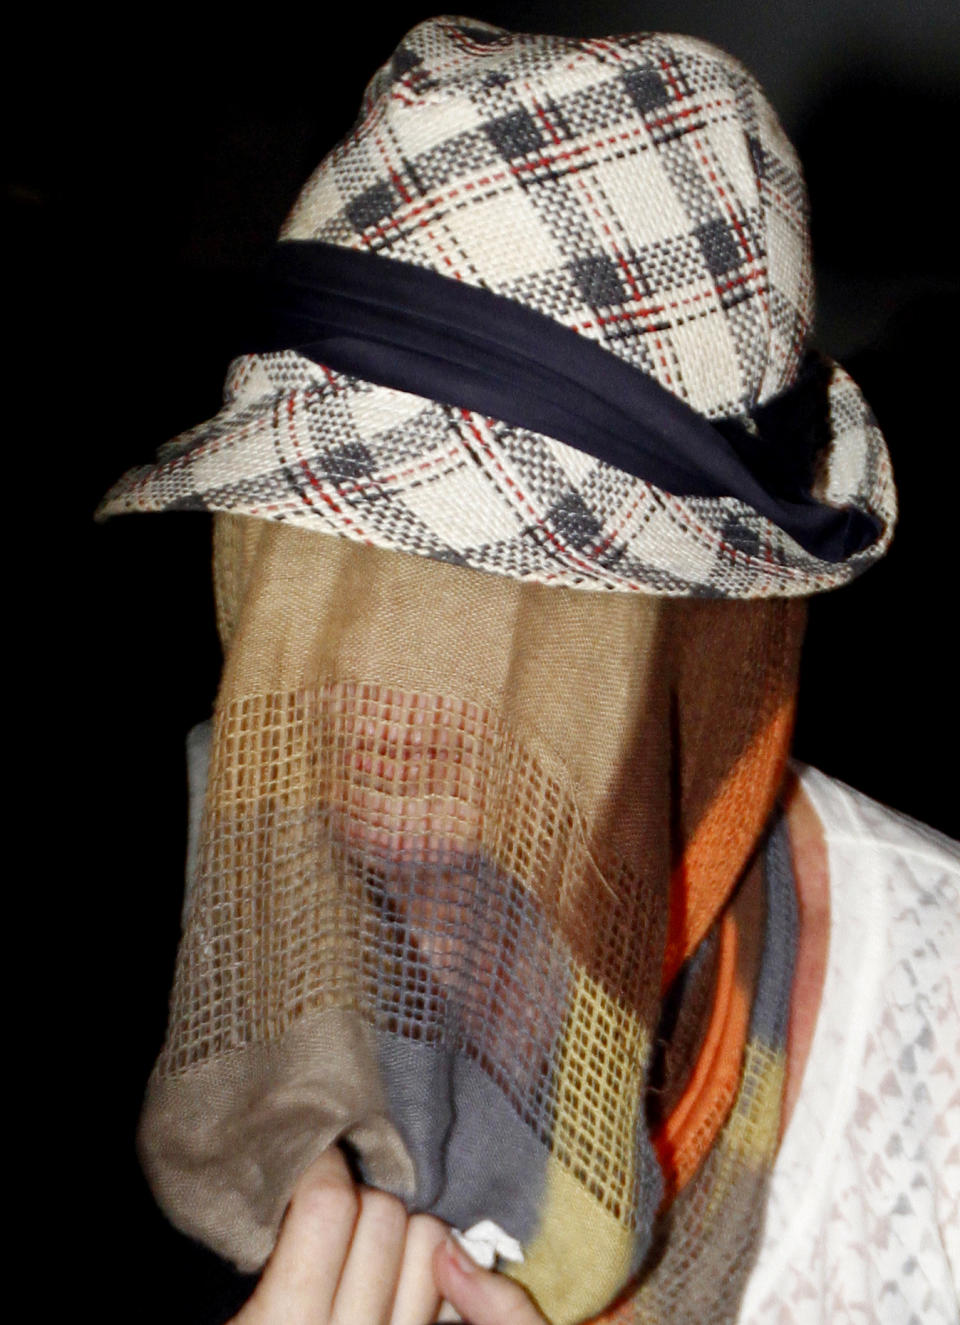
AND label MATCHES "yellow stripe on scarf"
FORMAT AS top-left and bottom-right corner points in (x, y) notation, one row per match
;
(511, 966), (651, 1323)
